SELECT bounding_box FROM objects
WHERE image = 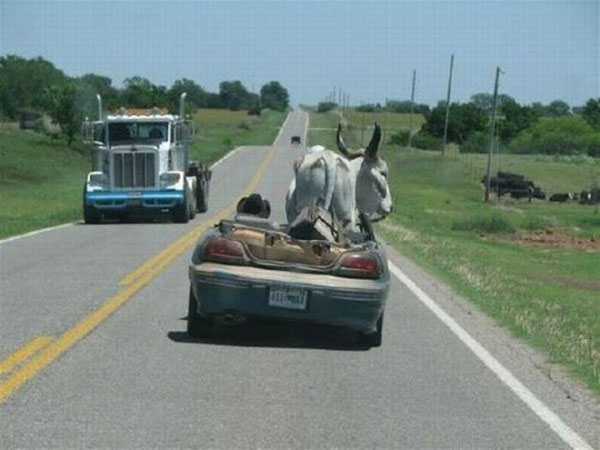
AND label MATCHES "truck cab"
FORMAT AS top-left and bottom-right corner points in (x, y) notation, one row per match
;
(83, 96), (210, 223)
